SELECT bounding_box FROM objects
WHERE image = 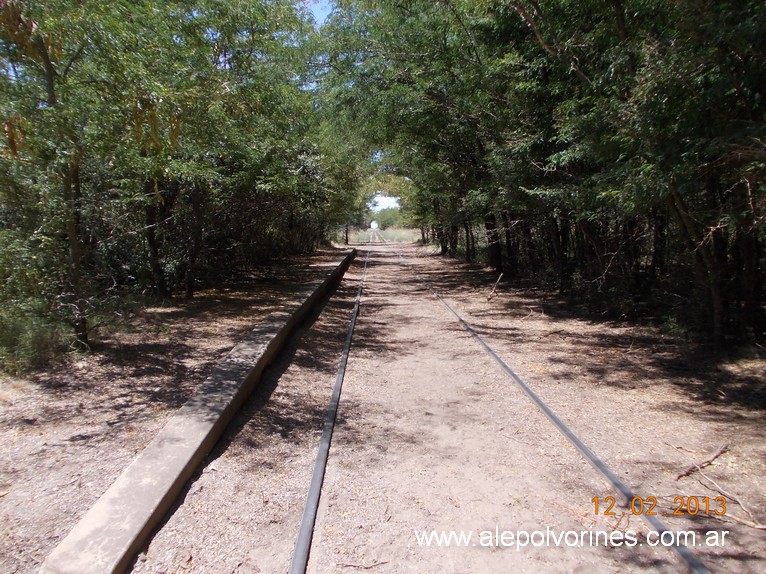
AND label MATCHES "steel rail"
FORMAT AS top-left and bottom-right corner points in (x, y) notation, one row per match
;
(382, 239), (710, 574)
(289, 245), (372, 574)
